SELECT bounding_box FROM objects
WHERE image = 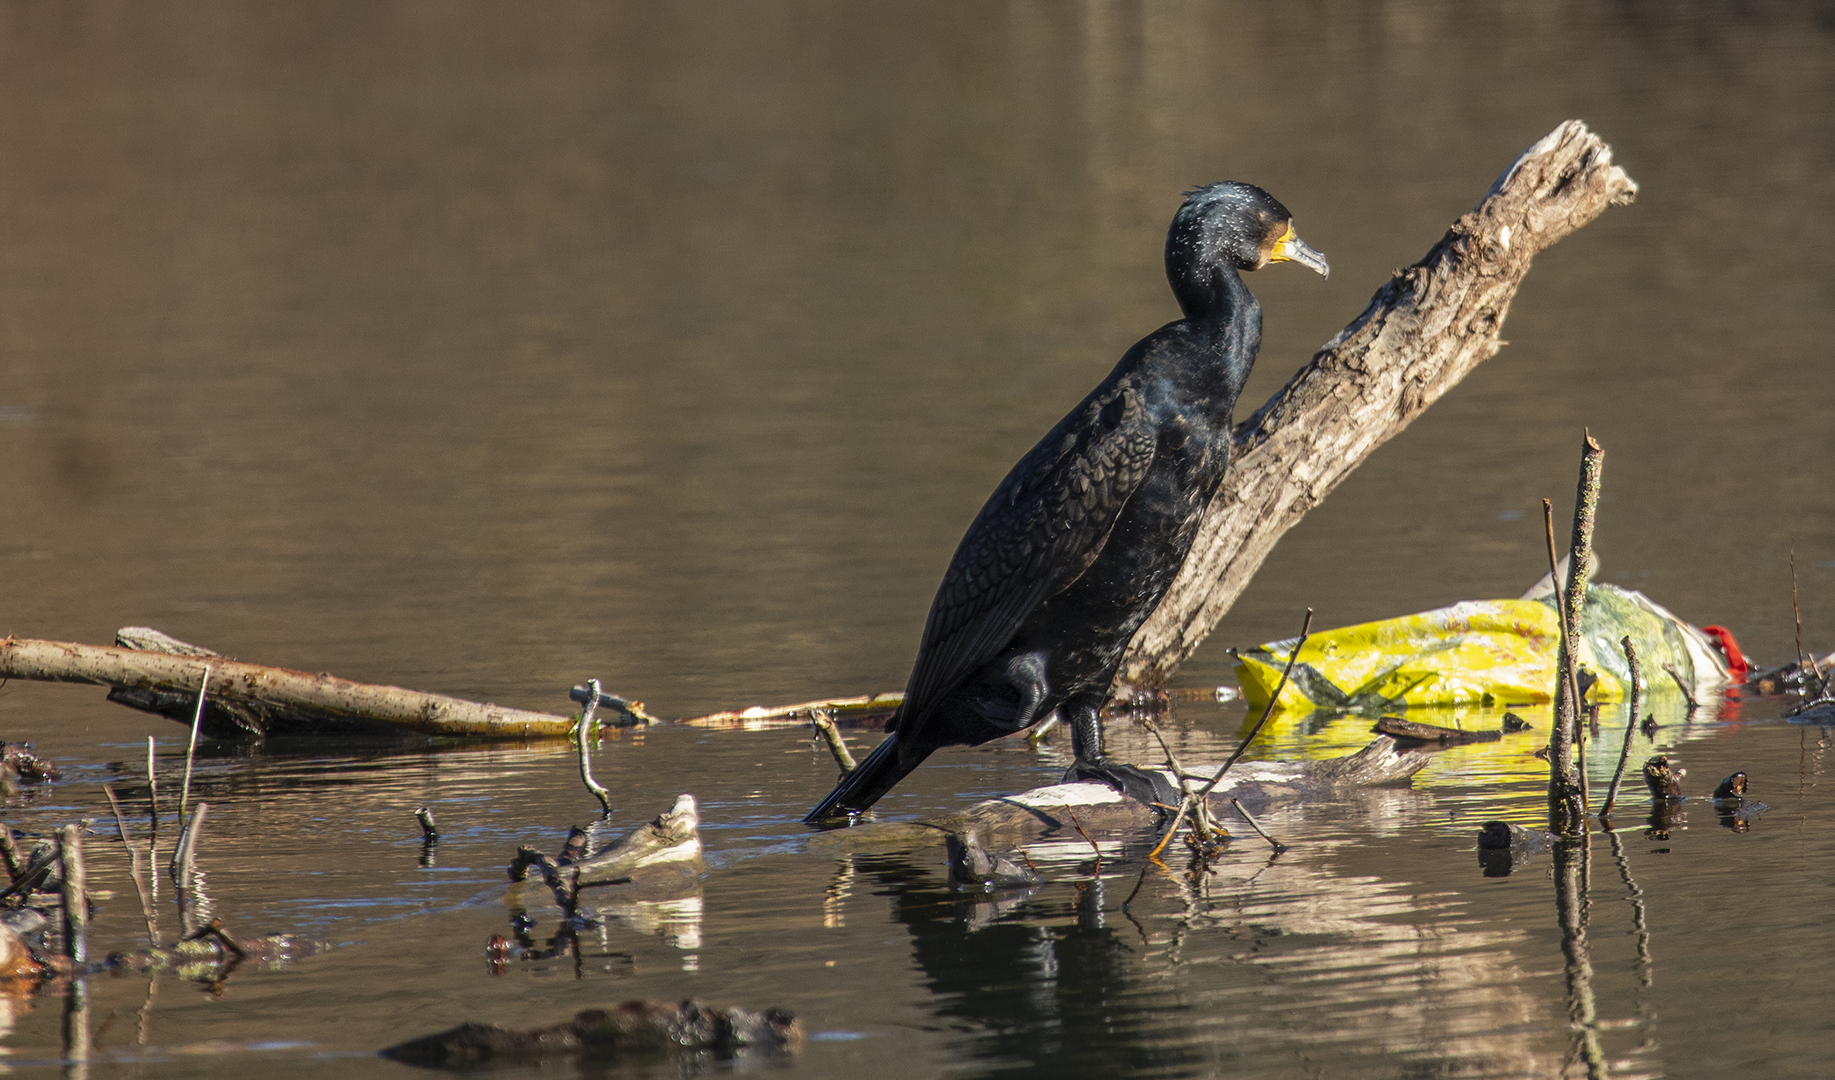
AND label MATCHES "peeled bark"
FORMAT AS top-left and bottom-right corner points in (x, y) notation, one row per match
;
(1118, 120), (1638, 688)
